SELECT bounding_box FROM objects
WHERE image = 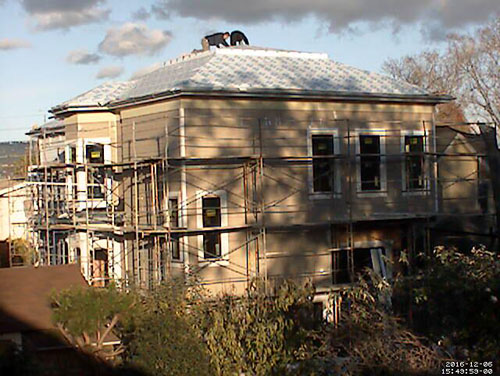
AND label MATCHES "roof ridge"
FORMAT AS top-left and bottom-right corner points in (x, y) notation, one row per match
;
(215, 46), (329, 59)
